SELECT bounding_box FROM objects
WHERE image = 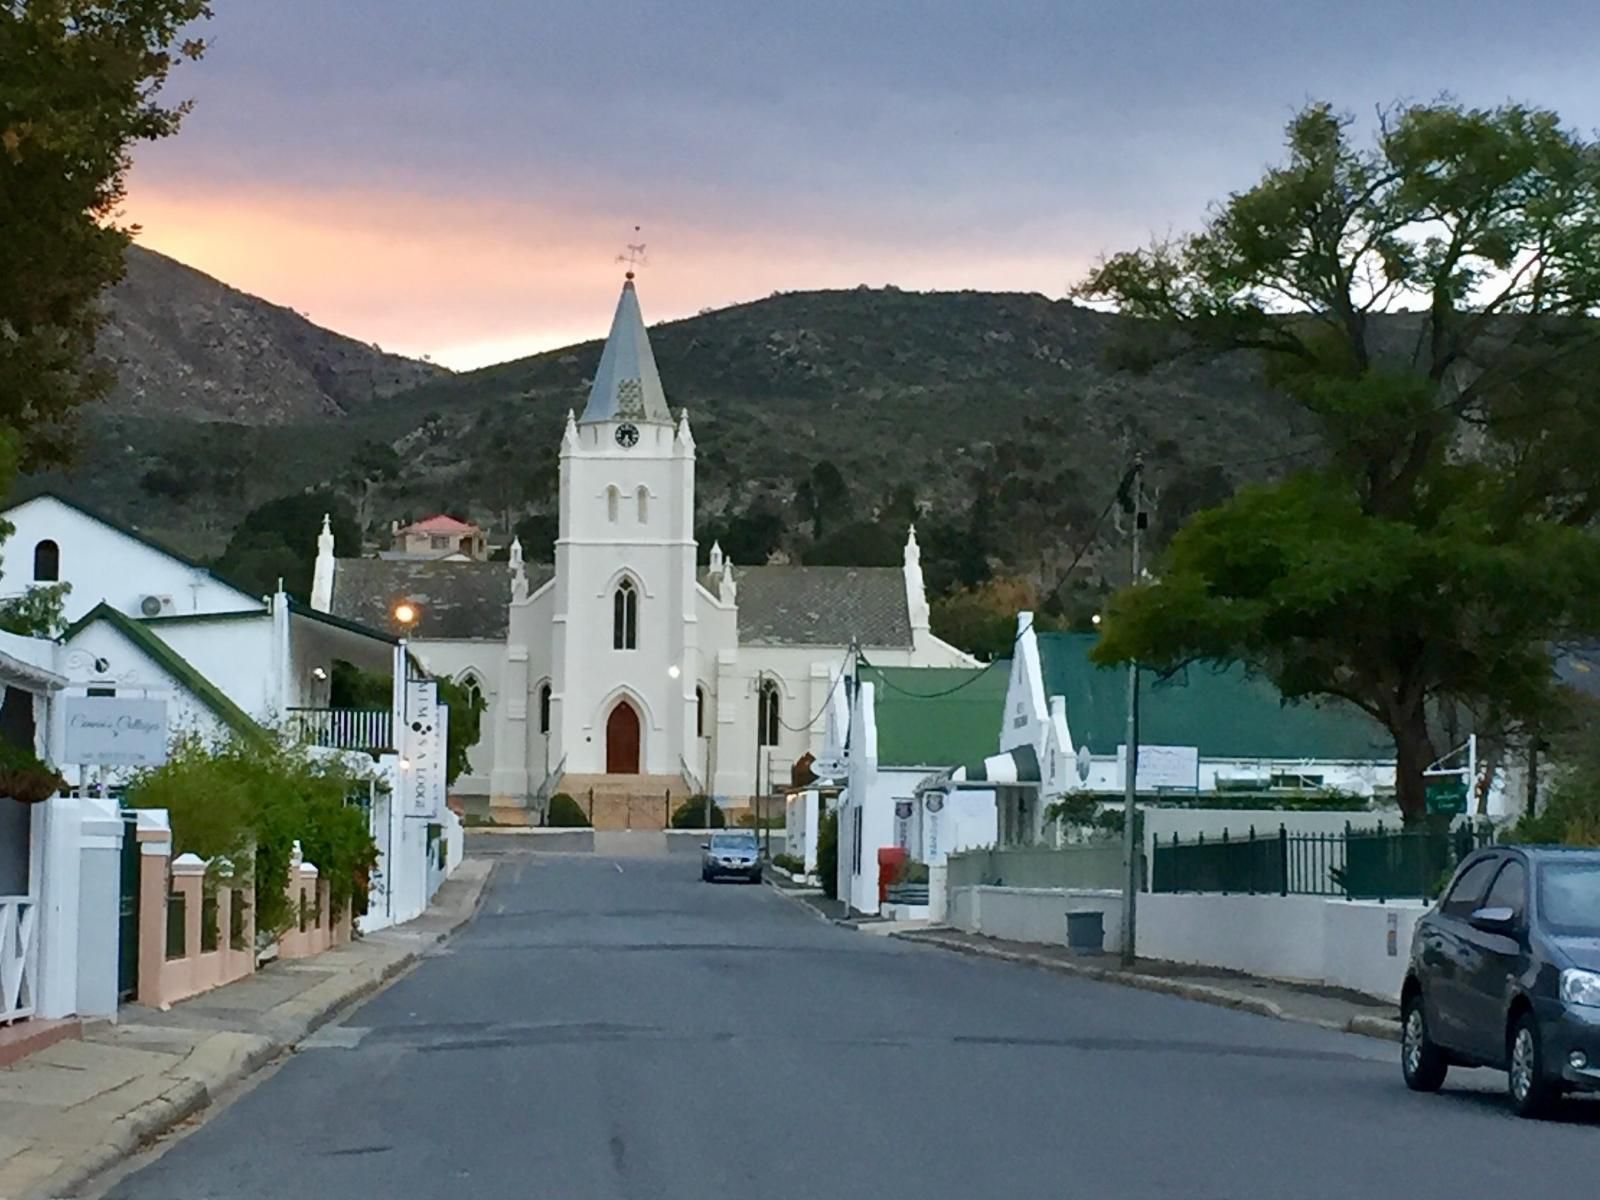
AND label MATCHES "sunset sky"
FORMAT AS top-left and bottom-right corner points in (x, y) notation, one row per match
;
(123, 1), (1600, 370)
